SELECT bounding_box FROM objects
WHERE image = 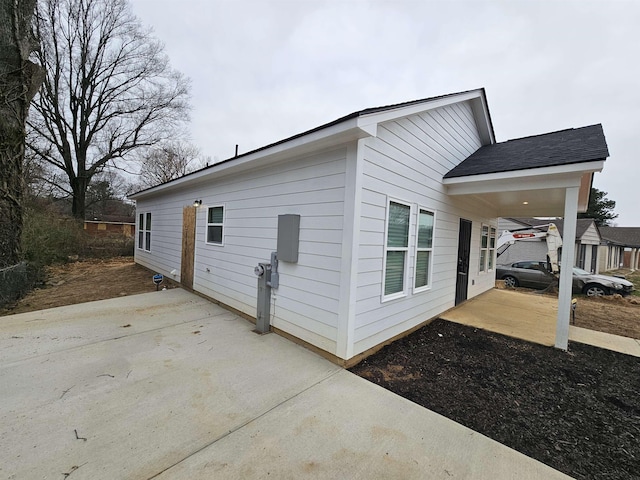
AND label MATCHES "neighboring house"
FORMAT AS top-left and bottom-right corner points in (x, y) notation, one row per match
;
(599, 227), (640, 270)
(497, 217), (602, 273)
(130, 88), (609, 363)
(84, 217), (136, 237)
